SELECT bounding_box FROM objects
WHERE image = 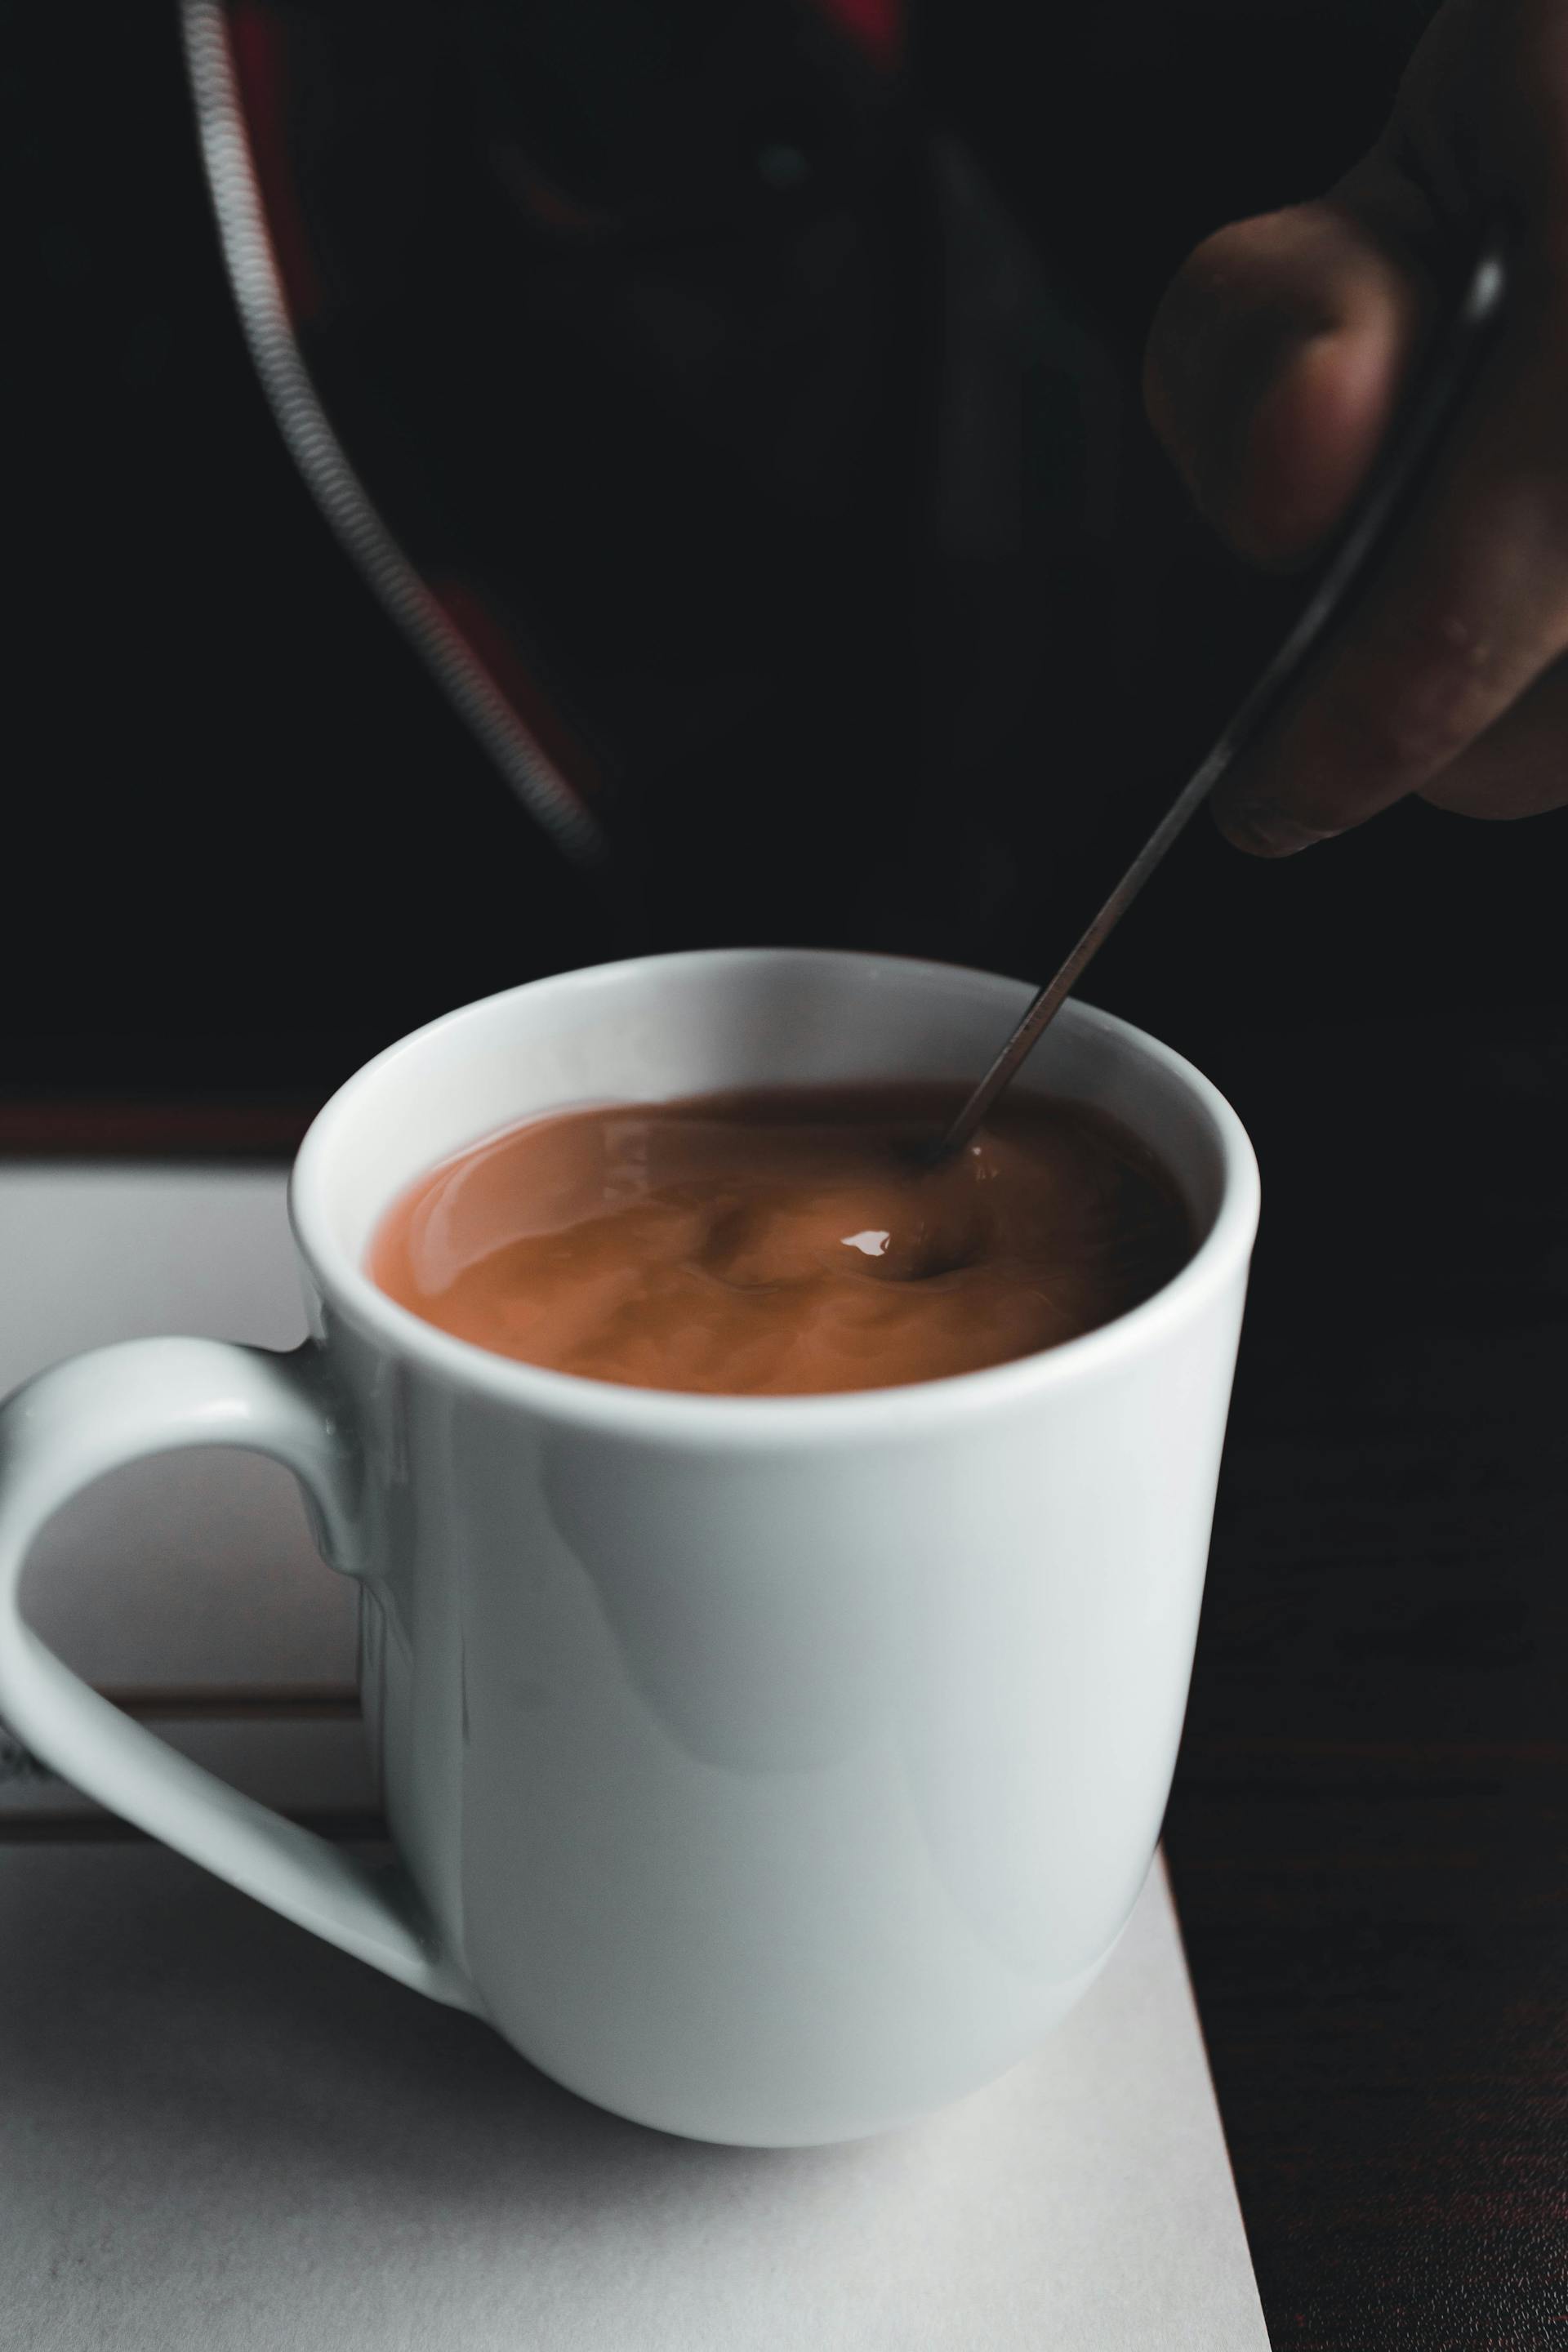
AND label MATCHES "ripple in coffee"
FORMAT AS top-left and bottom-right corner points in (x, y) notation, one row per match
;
(369, 1085), (1192, 1396)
